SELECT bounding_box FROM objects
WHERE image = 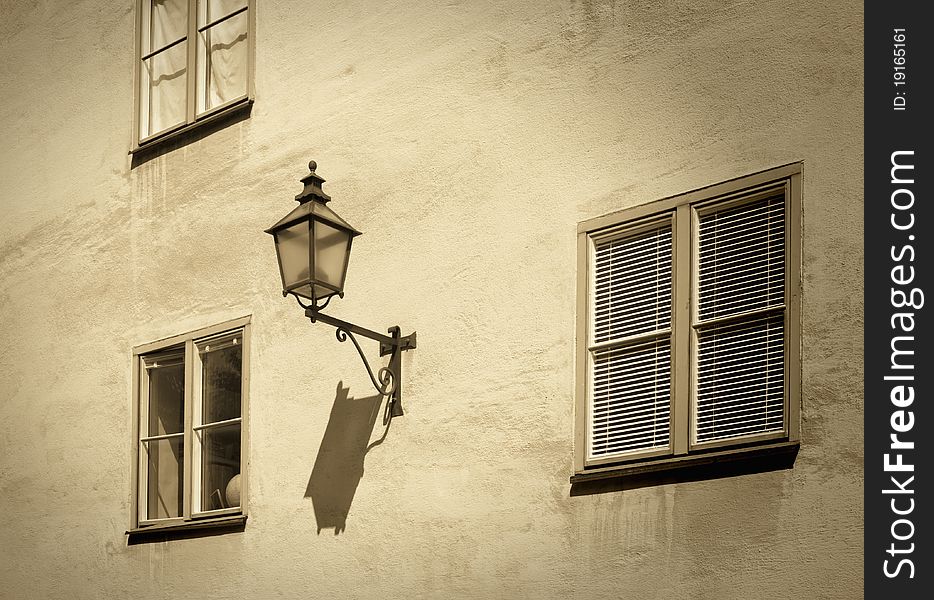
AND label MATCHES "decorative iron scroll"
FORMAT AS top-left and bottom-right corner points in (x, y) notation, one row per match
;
(295, 294), (337, 313)
(300, 302), (413, 417)
(335, 327), (396, 397)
